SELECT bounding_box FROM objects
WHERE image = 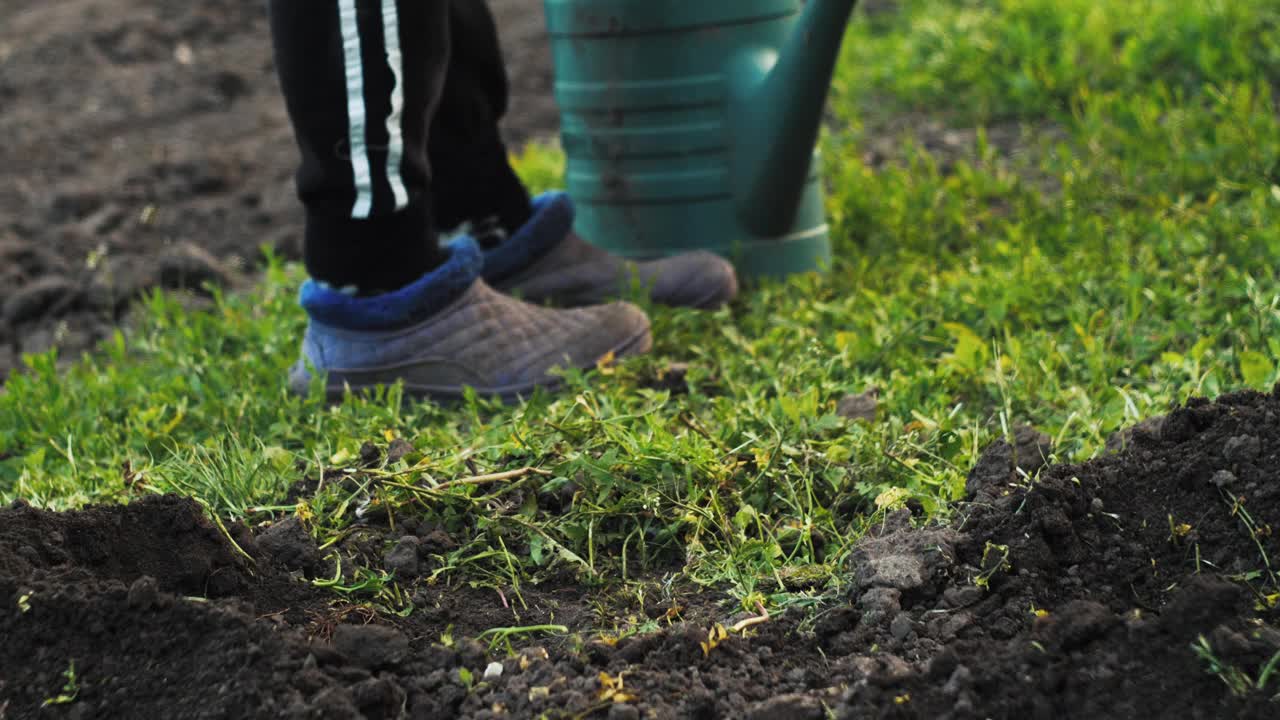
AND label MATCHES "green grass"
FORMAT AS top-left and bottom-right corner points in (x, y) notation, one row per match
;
(3, 0), (1280, 609)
